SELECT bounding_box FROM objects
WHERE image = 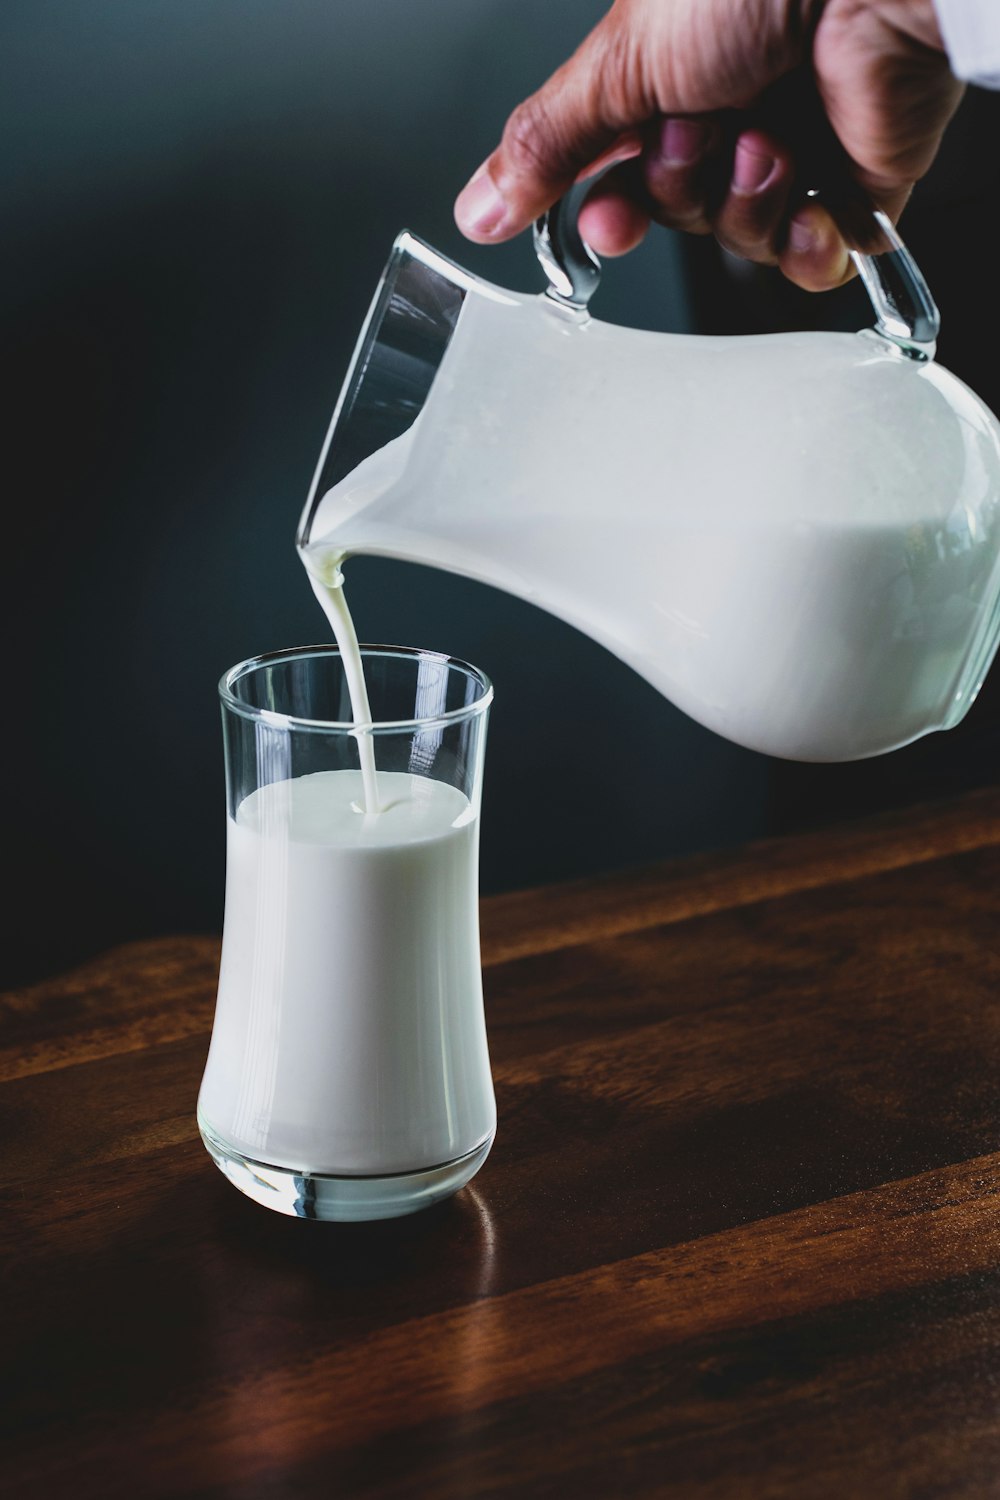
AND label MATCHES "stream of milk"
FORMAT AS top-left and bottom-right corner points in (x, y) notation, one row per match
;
(300, 550), (381, 813)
